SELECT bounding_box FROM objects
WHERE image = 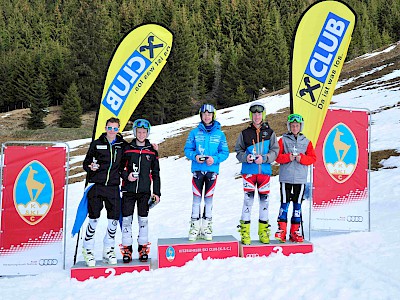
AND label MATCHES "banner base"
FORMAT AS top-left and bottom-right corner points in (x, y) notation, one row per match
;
(70, 259), (150, 281)
(157, 235), (239, 268)
(240, 240), (313, 258)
